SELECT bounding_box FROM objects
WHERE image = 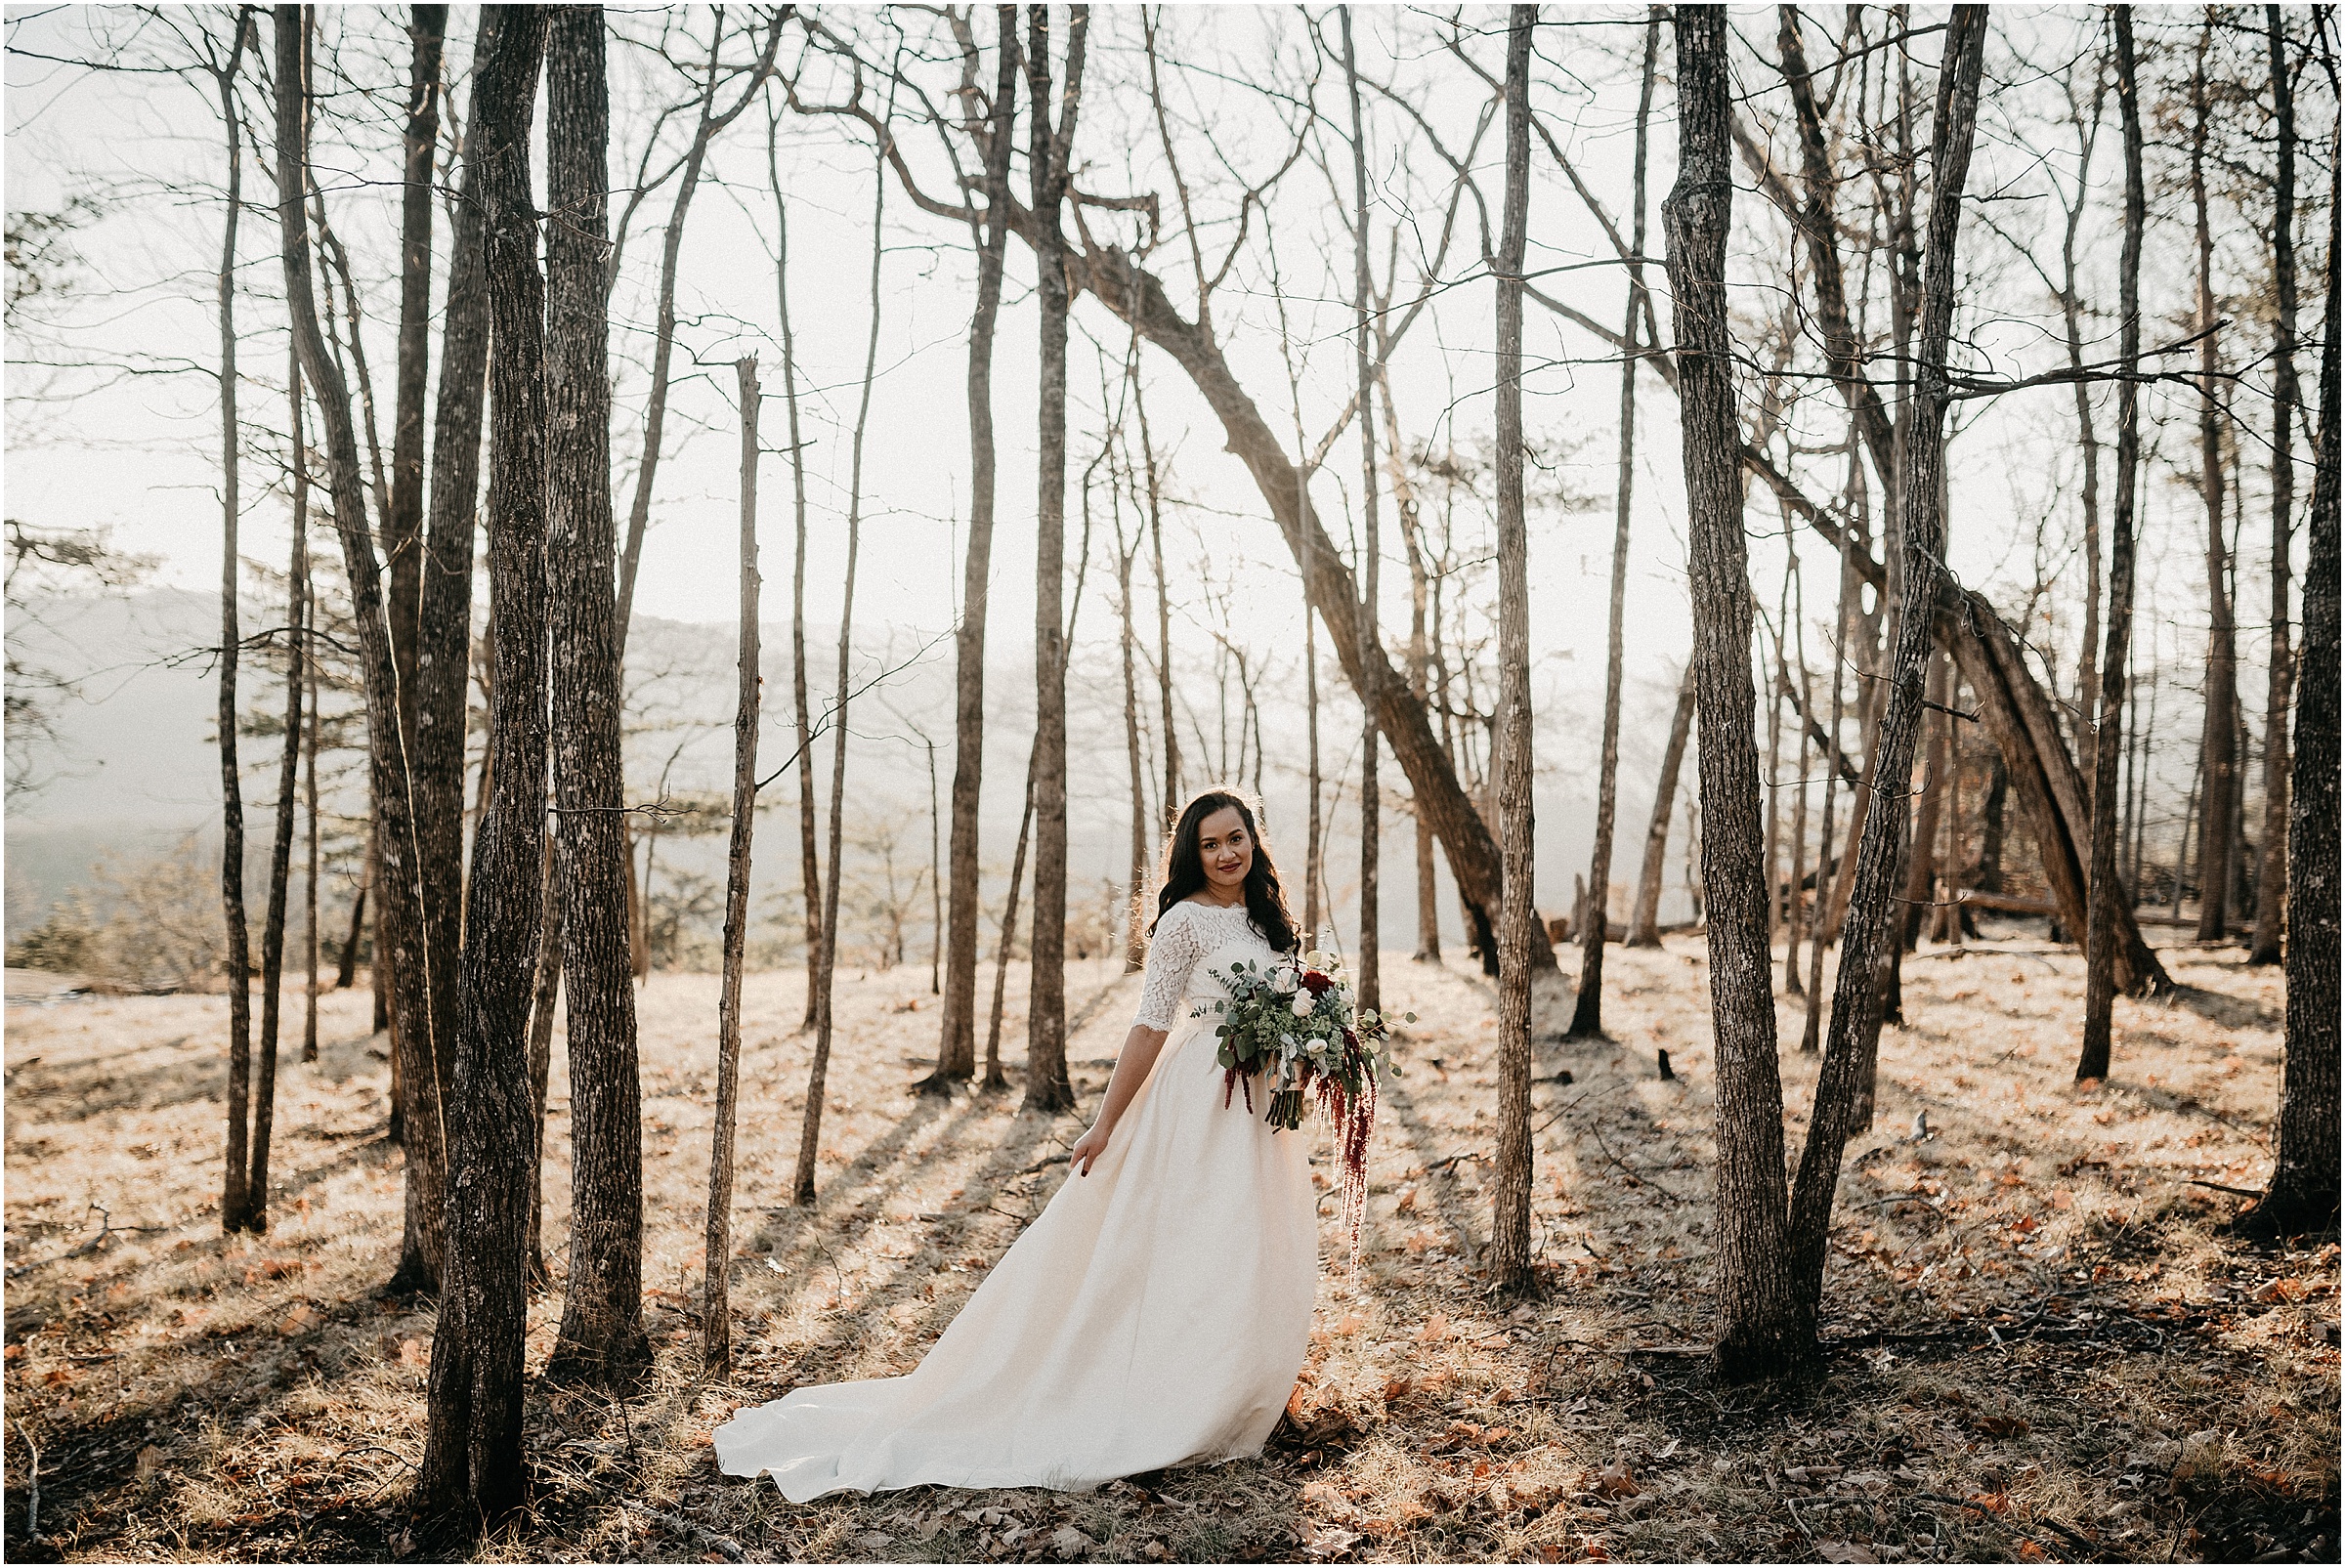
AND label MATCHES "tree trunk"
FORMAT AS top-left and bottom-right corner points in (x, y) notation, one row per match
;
(1119, 523), (1148, 971)
(2241, 119), (2339, 1236)
(1021, 3), (1087, 1118)
(1899, 653), (1950, 952)
(2250, 3), (2299, 968)
(1487, 3), (1536, 1296)
(409, 0), (489, 1291)
(703, 358), (762, 1374)
(303, 494), (320, 1065)
(272, 4), (438, 1282)
(415, 7), (546, 1523)
(1666, 2), (1806, 1379)
(1342, 9), (1383, 1016)
(764, 120), (823, 1034)
(249, 423), (307, 1235)
(793, 125), (889, 1200)
(339, 869), (366, 991)
(216, 12), (254, 1238)
(2188, 27), (2238, 946)
(1801, 501), (1857, 1054)
(1626, 666), (1696, 946)
(932, 9), (1018, 1088)
(1783, 6), (1988, 1355)
(543, 6), (651, 1390)
(986, 751), (1038, 1093)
